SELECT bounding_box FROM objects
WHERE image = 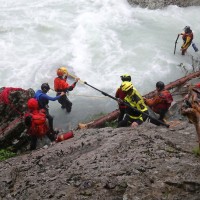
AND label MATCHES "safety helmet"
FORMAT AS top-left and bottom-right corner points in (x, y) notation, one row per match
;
(41, 83), (50, 92)
(120, 74), (131, 82)
(57, 67), (67, 76)
(184, 26), (191, 33)
(60, 67), (68, 74)
(121, 81), (133, 92)
(156, 81), (165, 91)
(27, 98), (39, 110)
